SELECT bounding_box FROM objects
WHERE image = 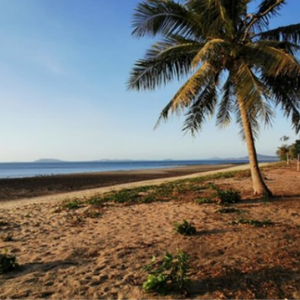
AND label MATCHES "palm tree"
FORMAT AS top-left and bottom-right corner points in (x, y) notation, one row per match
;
(128, 0), (300, 196)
